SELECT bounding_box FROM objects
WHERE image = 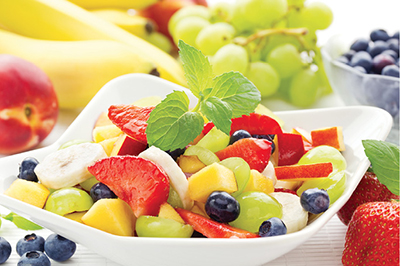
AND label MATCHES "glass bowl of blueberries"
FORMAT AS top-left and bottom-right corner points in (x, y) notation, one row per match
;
(321, 29), (399, 144)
